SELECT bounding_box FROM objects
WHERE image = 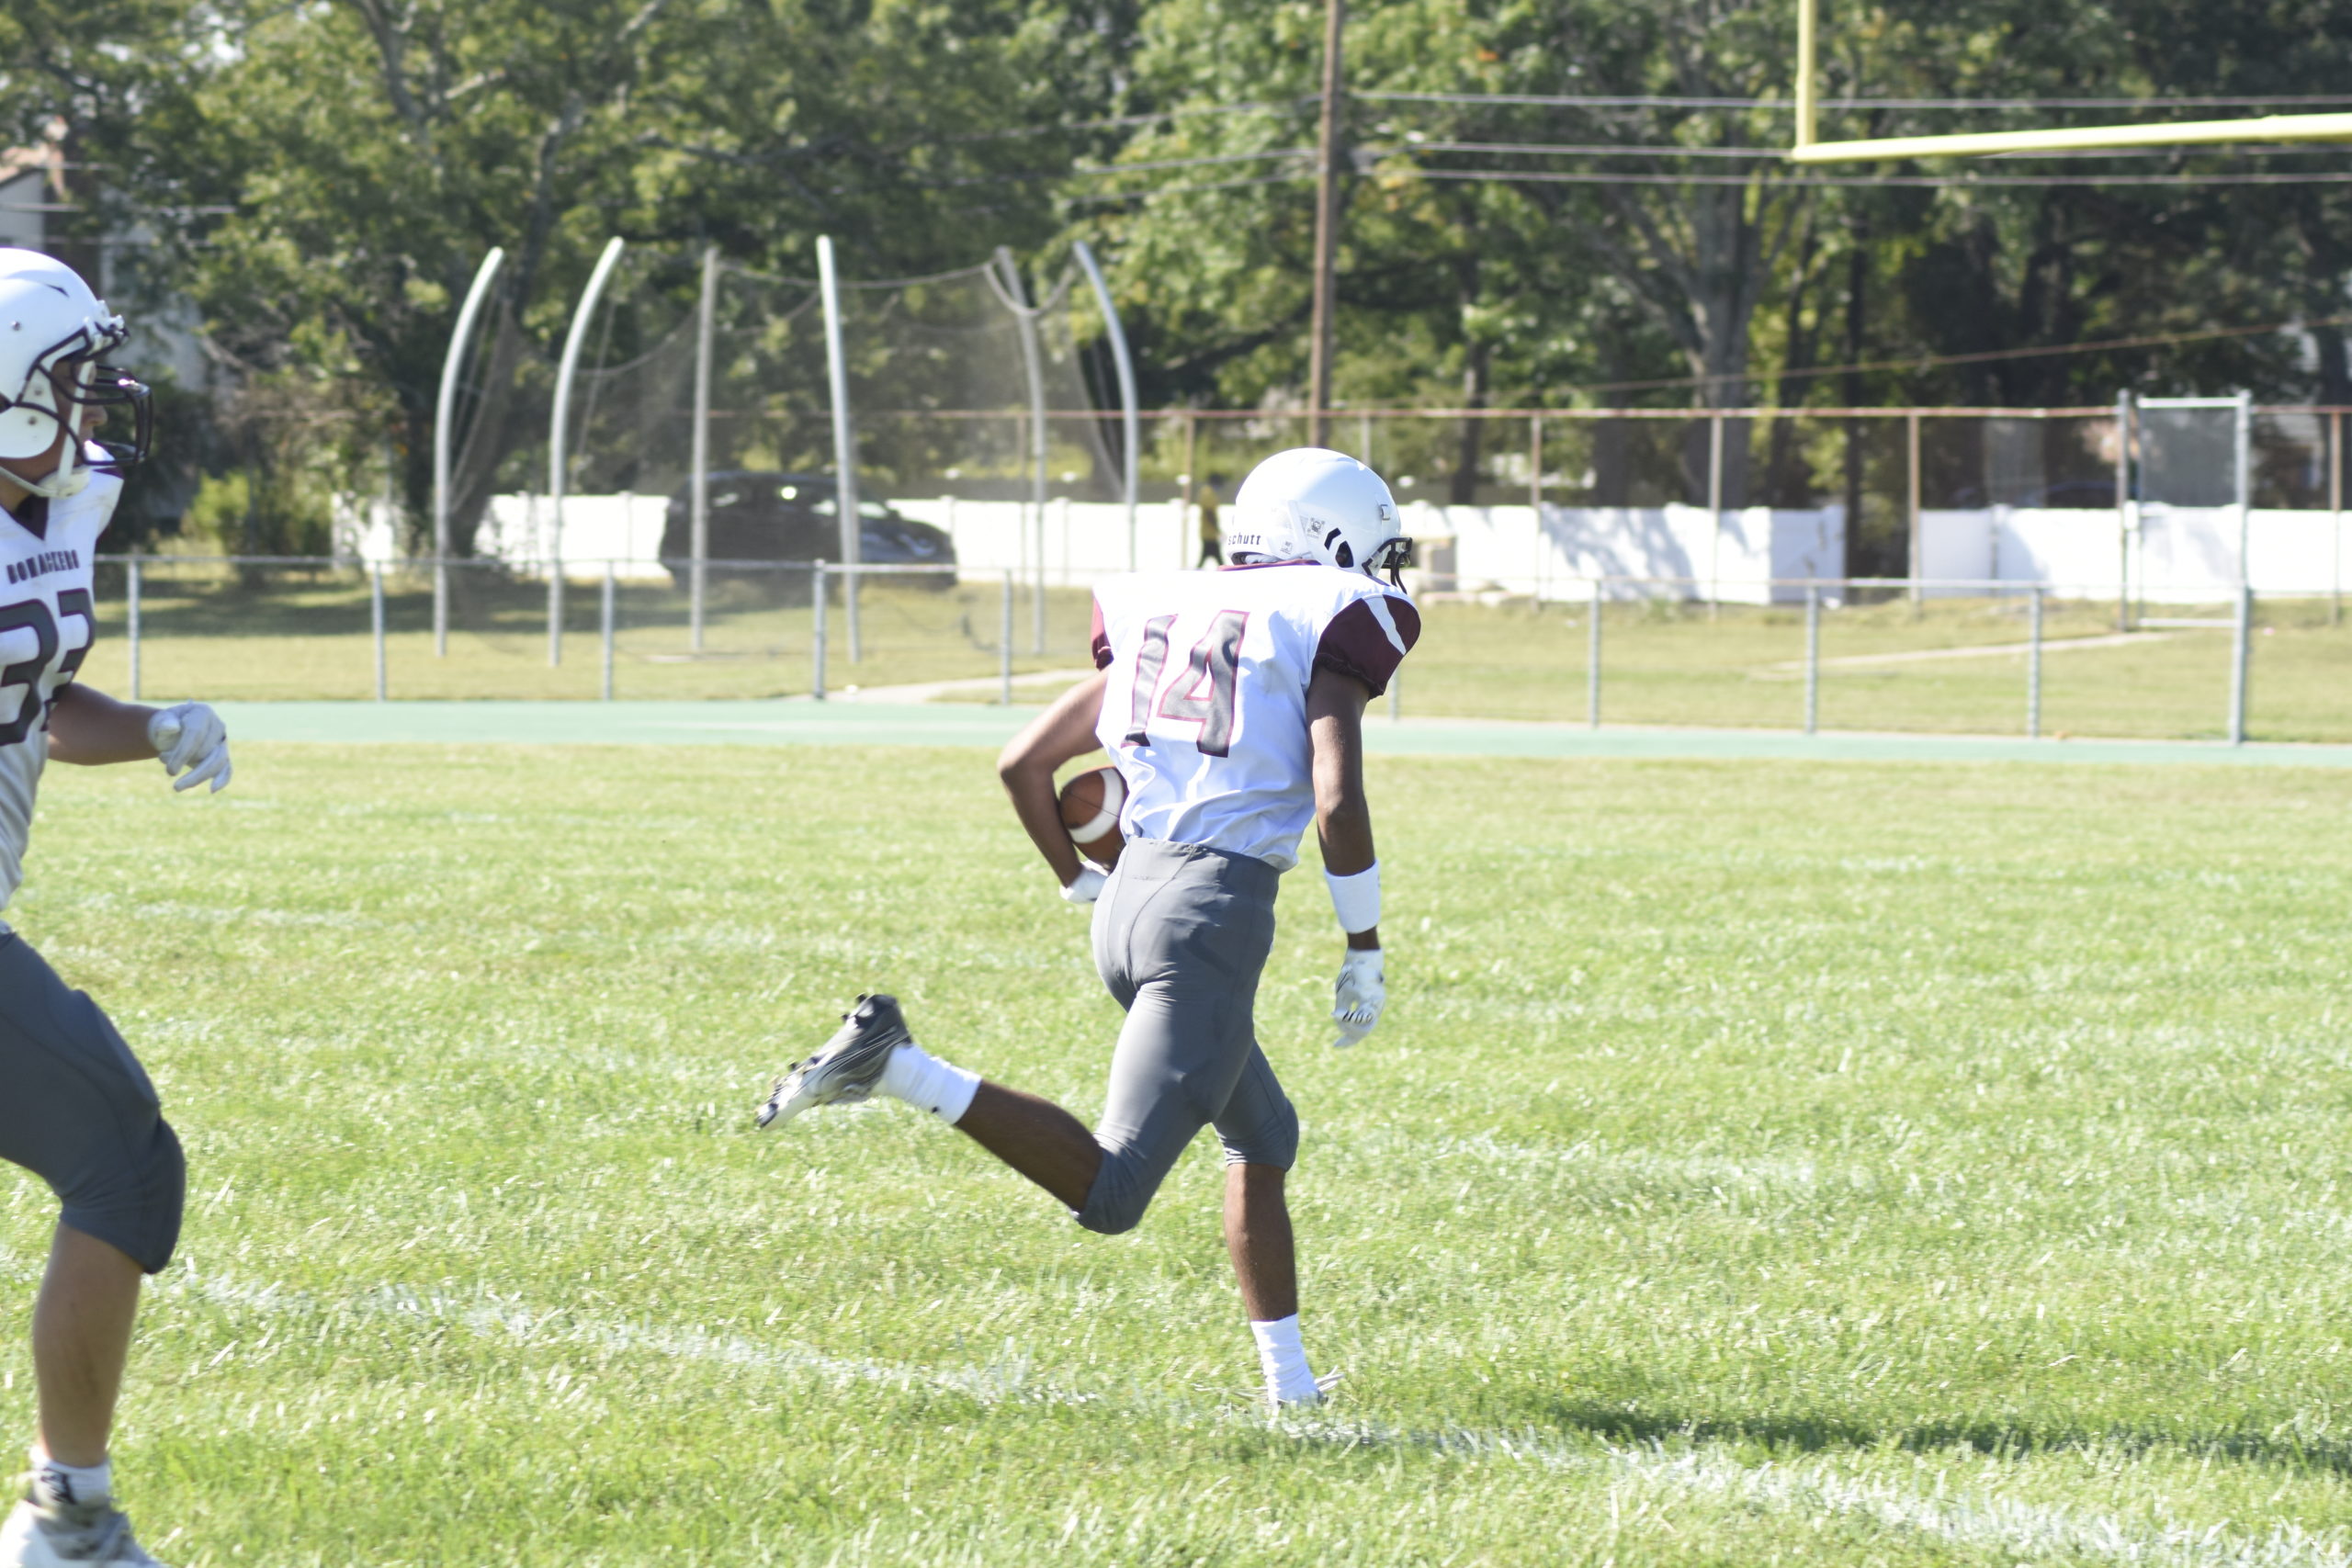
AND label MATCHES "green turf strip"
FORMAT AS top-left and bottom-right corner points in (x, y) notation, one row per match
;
(6, 746), (2352, 1563)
